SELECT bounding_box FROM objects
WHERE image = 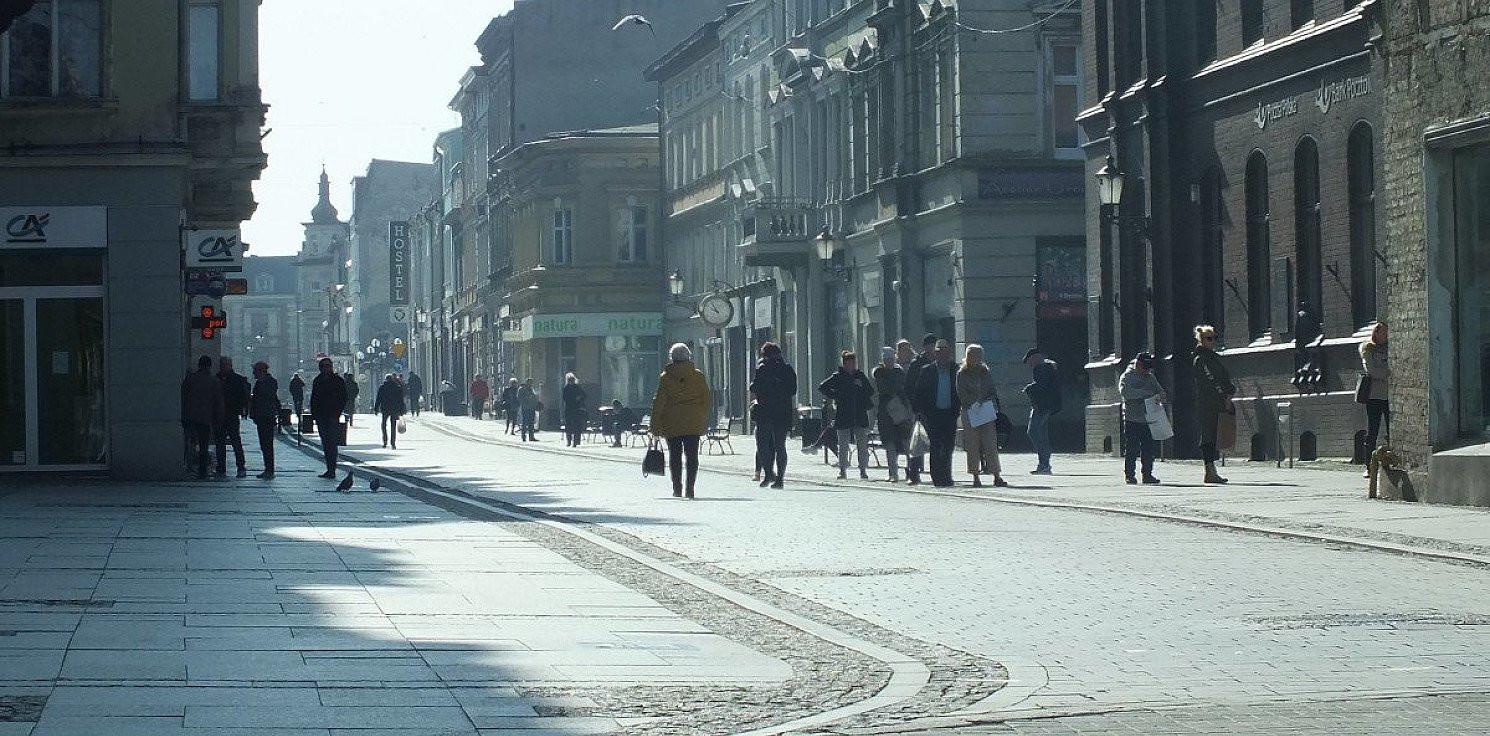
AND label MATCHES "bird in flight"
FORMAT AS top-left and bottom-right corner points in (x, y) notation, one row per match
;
(612, 14), (655, 37)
